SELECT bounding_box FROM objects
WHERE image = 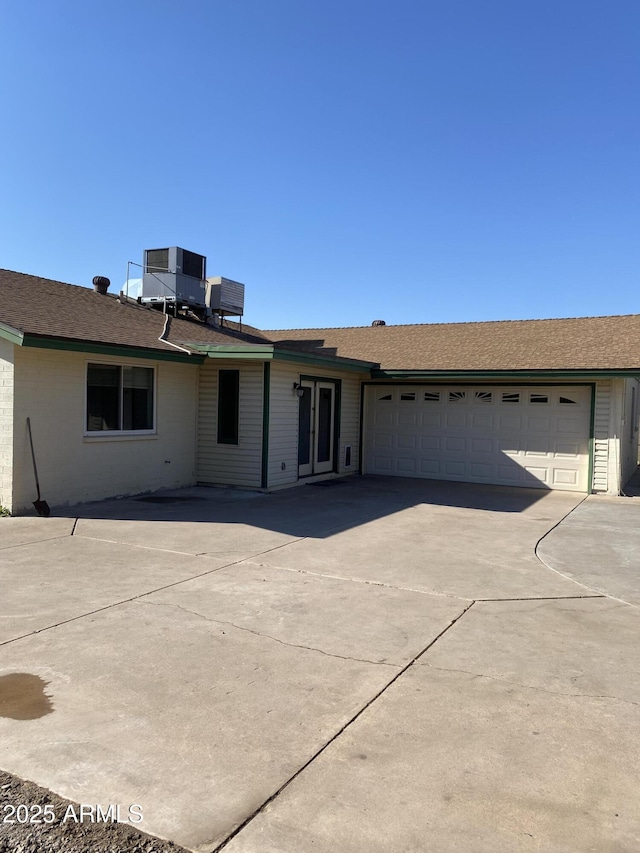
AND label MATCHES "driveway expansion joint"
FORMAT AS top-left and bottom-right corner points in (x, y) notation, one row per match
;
(137, 600), (400, 667)
(0, 534), (73, 552)
(476, 594), (607, 602)
(212, 600), (476, 852)
(418, 663), (640, 707)
(241, 560), (473, 601)
(533, 494), (637, 605)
